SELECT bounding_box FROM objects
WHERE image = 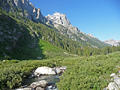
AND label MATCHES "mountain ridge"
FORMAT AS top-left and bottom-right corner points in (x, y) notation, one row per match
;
(0, 0), (111, 60)
(0, 0), (46, 23)
(0, 0), (109, 48)
(46, 12), (108, 48)
(104, 39), (120, 46)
